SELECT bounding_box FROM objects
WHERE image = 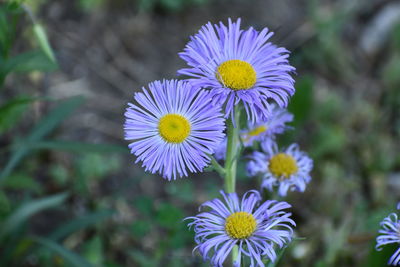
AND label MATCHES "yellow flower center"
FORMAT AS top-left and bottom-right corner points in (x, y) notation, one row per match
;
(216, 59), (257, 90)
(269, 153), (298, 178)
(158, 114), (191, 143)
(247, 125), (267, 137)
(225, 211), (257, 239)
